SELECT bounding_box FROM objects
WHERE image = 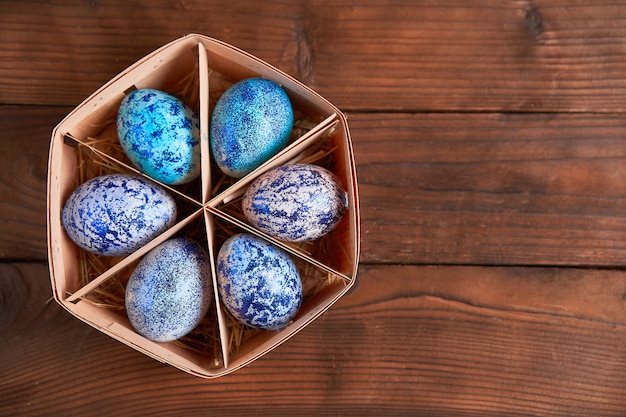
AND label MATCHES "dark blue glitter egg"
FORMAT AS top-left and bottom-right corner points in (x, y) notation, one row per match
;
(242, 164), (348, 242)
(210, 78), (293, 178)
(125, 238), (213, 342)
(216, 233), (302, 330)
(117, 89), (201, 185)
(62, 173), (177, 256)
